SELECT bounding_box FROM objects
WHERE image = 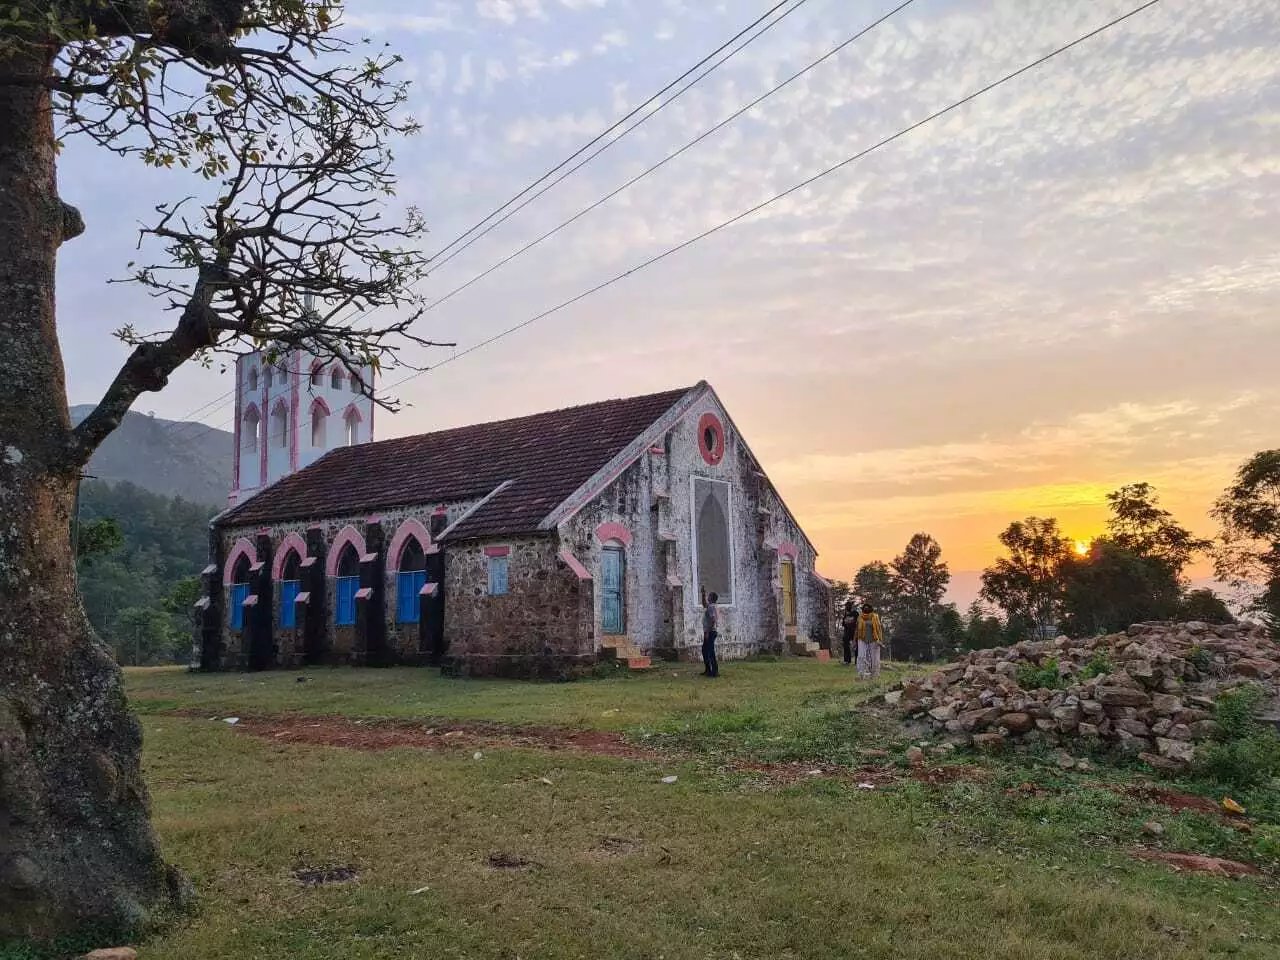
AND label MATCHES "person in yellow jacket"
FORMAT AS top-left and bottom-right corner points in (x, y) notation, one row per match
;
(855, 603), (884, 679)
